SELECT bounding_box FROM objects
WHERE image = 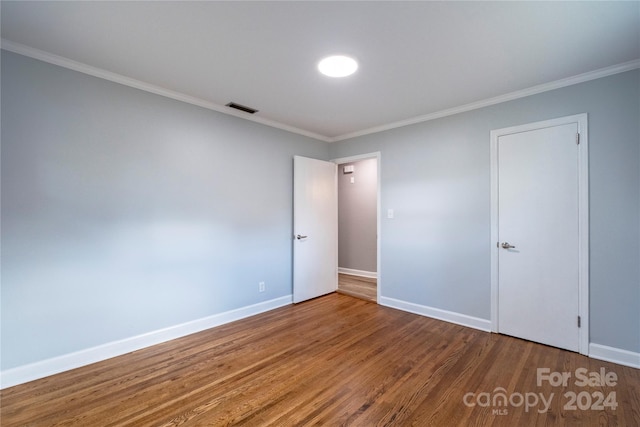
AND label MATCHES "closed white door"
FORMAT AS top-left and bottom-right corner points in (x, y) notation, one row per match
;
(493, 116), (588, 353)
(293, 156), (337, 303)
